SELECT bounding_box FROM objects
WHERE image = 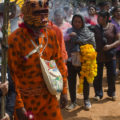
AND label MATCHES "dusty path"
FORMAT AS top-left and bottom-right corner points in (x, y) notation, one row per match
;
(62, 70), (120, 120)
